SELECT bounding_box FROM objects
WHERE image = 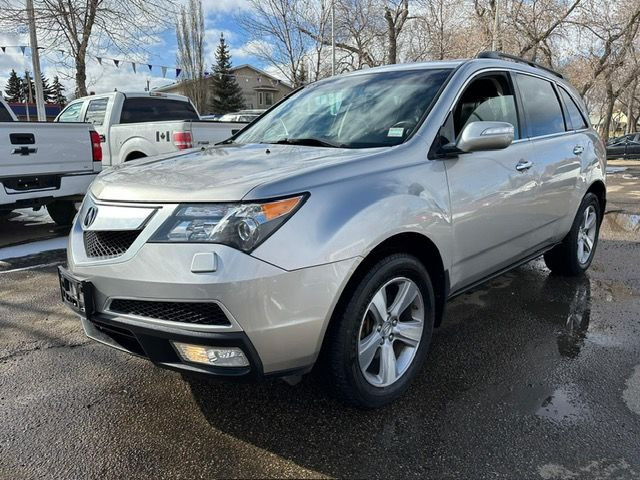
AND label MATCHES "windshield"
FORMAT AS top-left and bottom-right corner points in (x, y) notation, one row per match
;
(234, 68), (452, 149)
